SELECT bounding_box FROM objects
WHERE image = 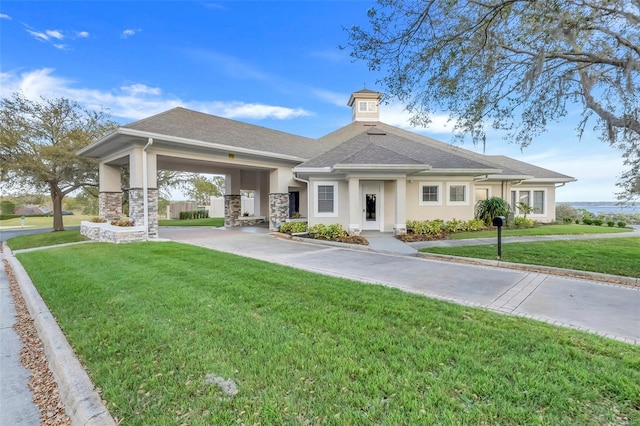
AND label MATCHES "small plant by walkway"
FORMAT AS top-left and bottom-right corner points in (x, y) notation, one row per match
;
(15, 243), (640, 424)
(421, 238), (640, 278)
